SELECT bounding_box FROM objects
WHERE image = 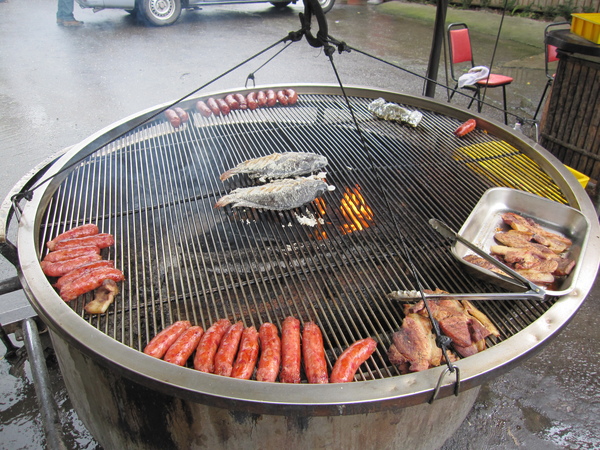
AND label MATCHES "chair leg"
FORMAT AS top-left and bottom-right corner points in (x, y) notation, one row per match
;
(502, 85), (508, 125)
(533, 81), (551, 121)
(467, 89), (479, 110)
(449, 83), (458, 101)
